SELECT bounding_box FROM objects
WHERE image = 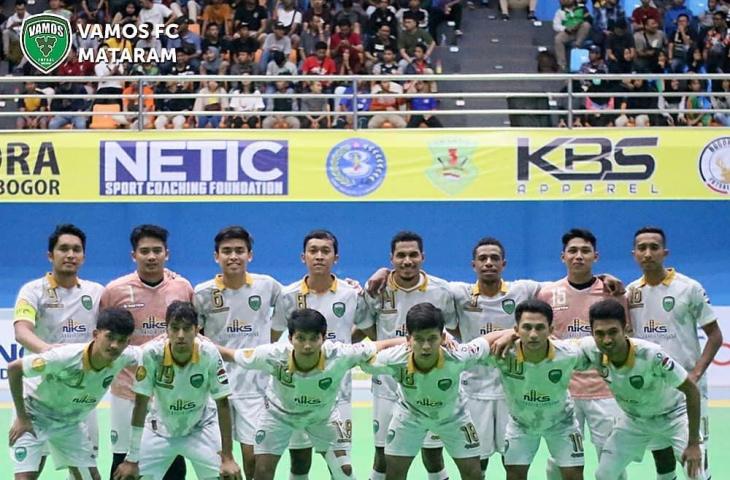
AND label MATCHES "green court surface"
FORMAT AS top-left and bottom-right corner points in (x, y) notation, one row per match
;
(3, 405), (728, 479)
